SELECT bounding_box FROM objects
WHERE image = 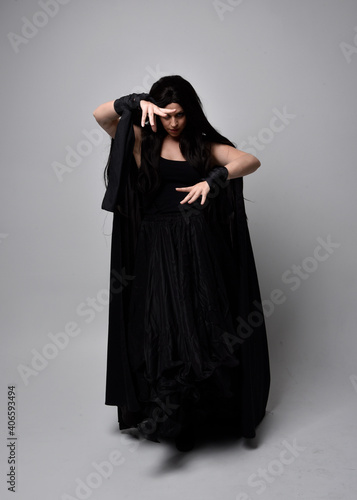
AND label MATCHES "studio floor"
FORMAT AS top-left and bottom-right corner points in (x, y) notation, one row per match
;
(2, 321), (356, 500)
